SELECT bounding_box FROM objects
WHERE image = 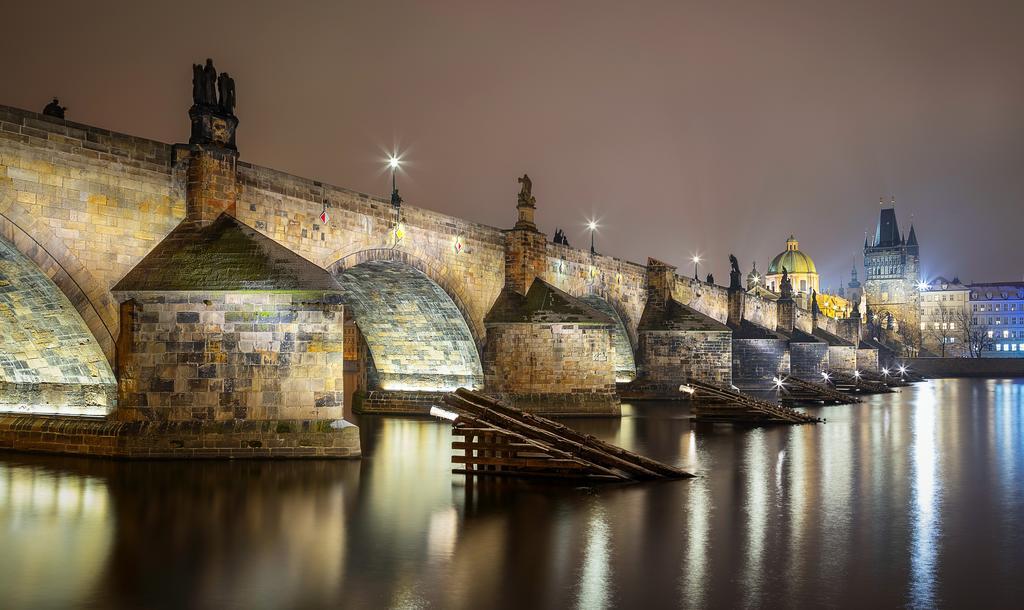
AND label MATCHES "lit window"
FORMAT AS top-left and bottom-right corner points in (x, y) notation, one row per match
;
(988, 330), (994, 338)
(950, 323), (956, 330)
(1004, 330), (1010, 338)
(1013, 344), (1019, 352)
(996, 344), (1002, 351)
